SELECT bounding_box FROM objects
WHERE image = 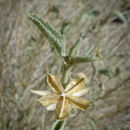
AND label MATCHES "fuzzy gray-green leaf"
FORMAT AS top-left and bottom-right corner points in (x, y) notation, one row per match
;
(69, 38), (82, 59)
(28, 13), (66, 56)
(85, 42), (100, 56)
(114, 11), (126, 23)
(71, 56), (96, 65)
